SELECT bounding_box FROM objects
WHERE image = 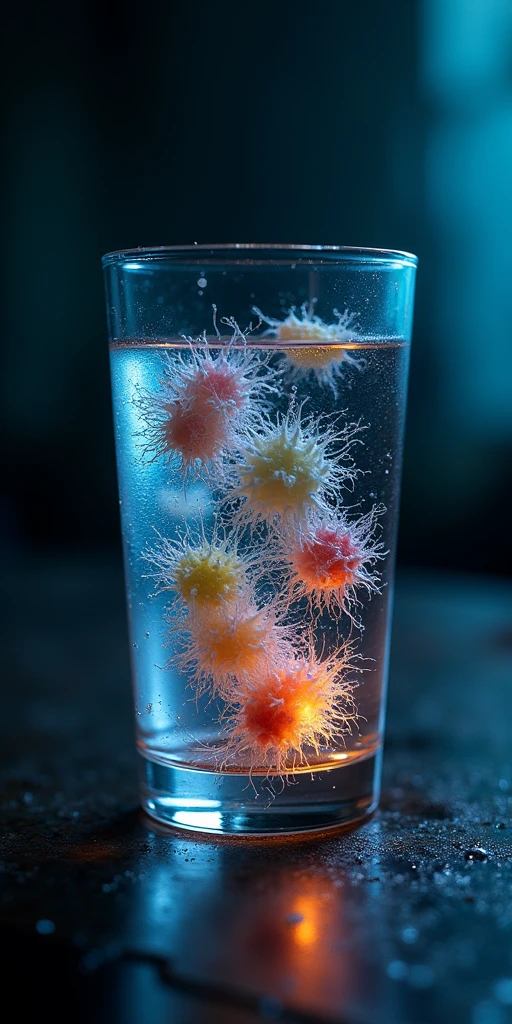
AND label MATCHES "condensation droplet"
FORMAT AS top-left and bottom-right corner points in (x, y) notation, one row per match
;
(465, 847), (488, 862)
